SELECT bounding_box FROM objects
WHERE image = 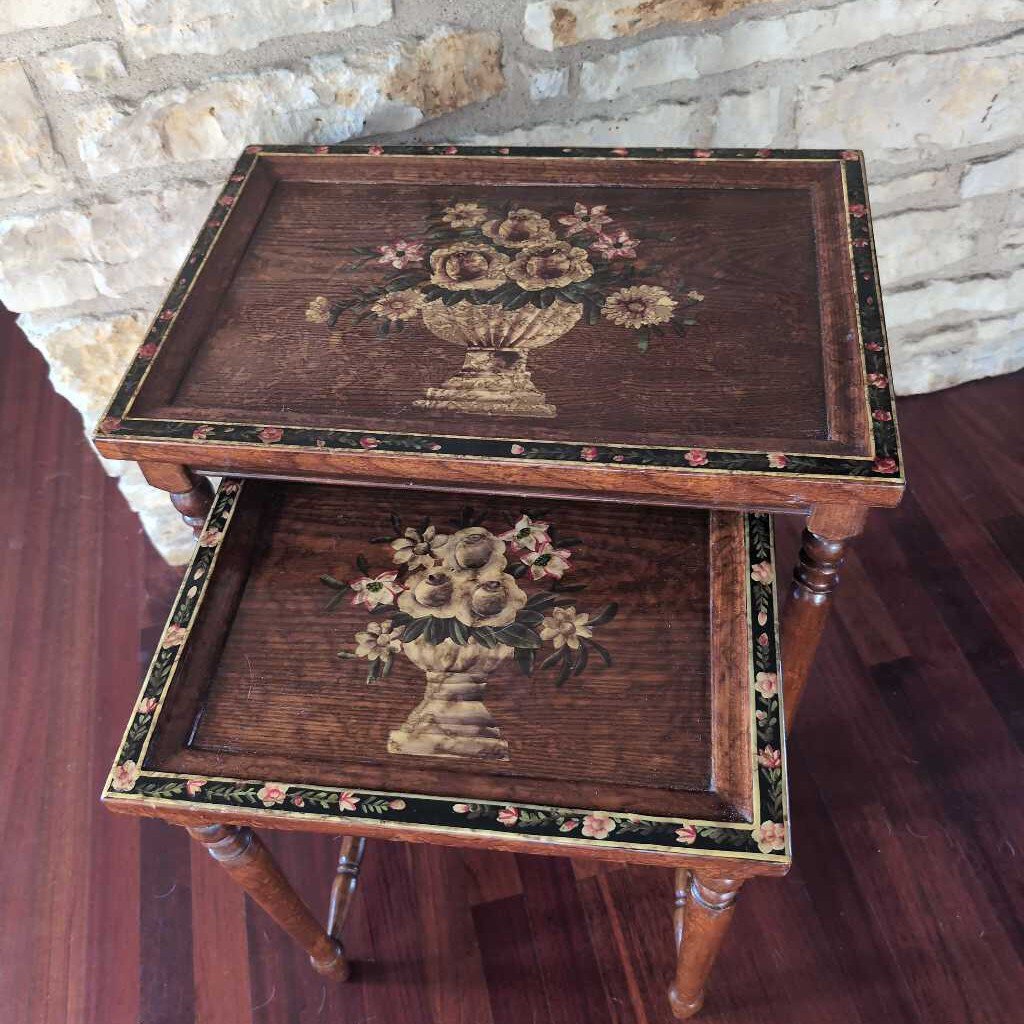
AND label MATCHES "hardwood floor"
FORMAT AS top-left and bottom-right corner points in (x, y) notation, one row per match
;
(2, 309), (1021, 1024)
